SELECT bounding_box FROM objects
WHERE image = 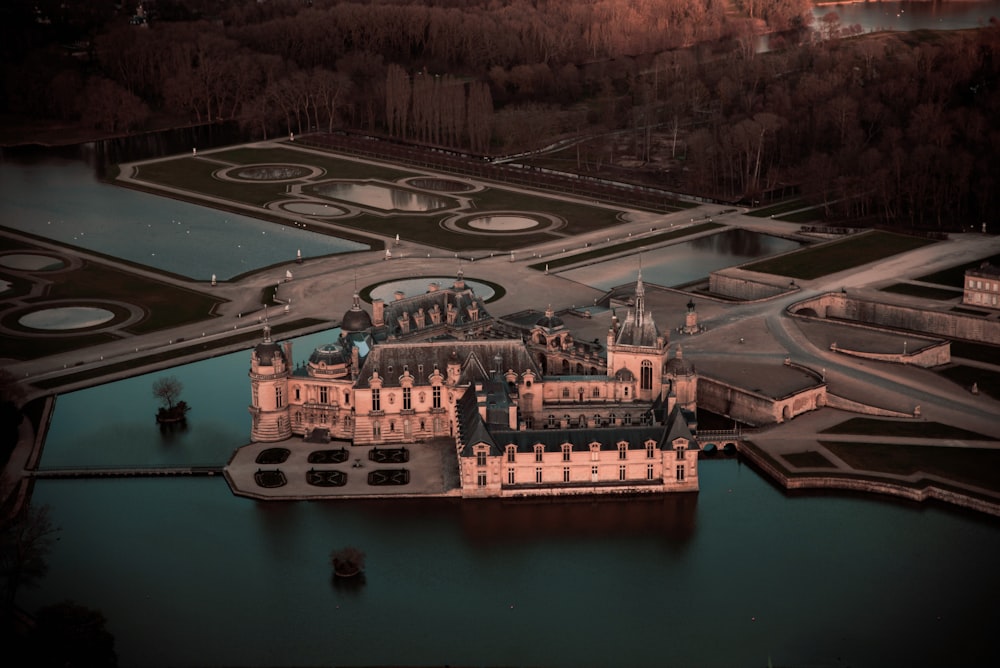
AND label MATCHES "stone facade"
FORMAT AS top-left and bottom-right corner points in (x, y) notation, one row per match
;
(963, 262), (1000, 309)
(249, 272), (700, 497)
